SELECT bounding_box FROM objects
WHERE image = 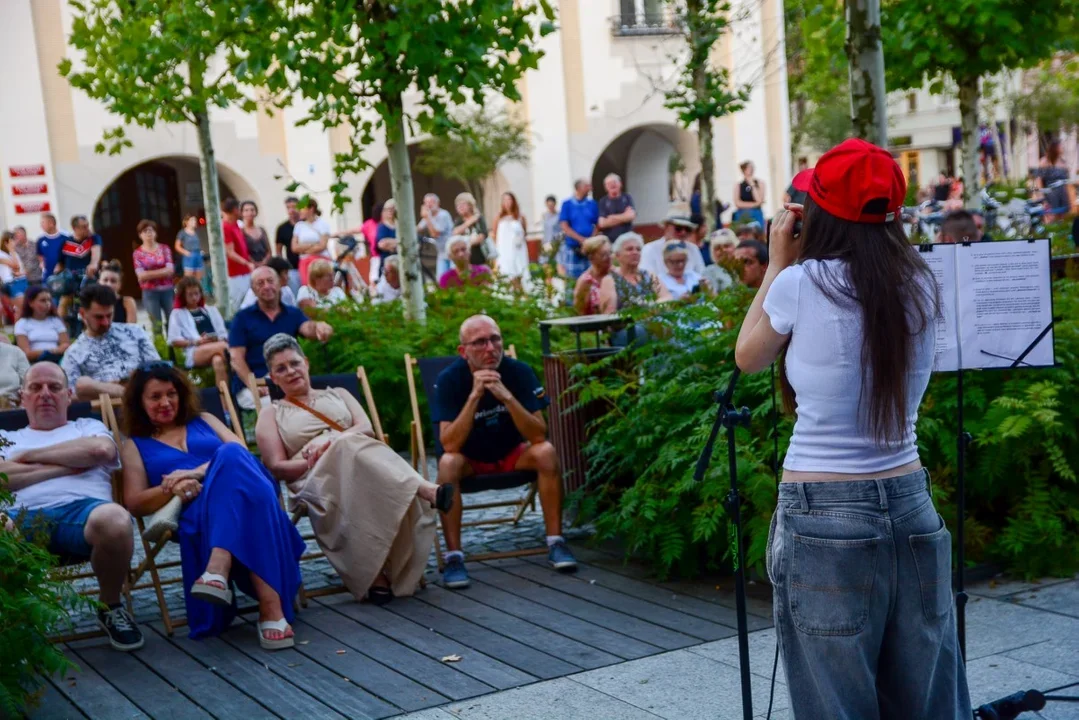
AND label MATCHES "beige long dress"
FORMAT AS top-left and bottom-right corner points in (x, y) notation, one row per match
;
(274, 388), (436, 600)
